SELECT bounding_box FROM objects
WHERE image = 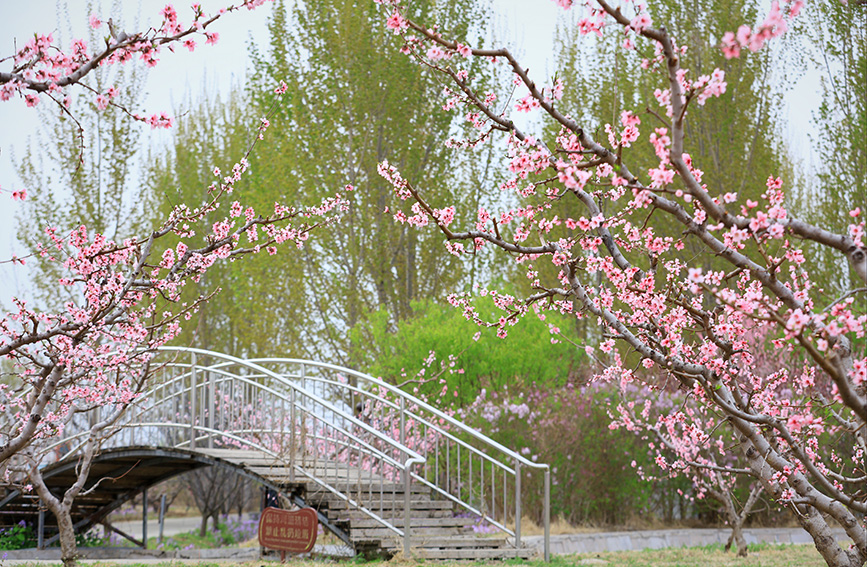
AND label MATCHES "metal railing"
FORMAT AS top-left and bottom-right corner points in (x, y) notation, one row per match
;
(238, 355), (550, 559)
(48, 347), (550, 558)
(49, 348), (425, 555)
